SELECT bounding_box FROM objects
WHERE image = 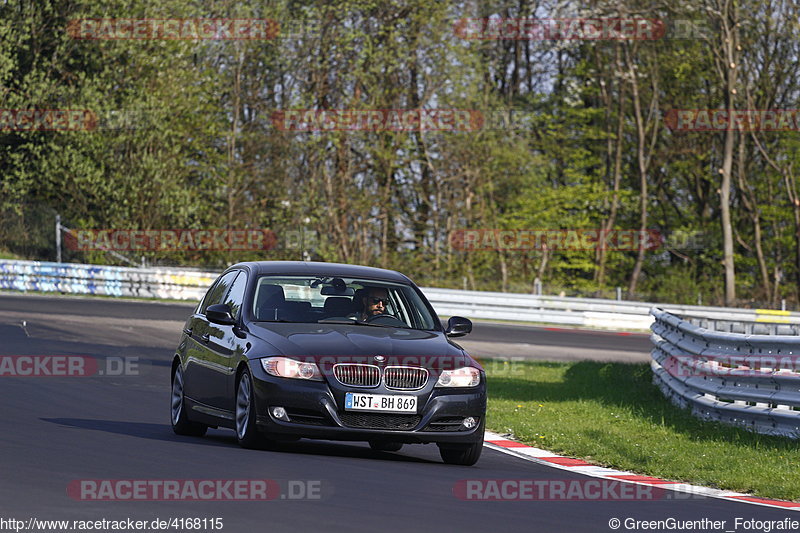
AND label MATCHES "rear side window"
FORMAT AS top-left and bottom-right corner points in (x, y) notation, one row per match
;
(199, 271), (239, 314)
